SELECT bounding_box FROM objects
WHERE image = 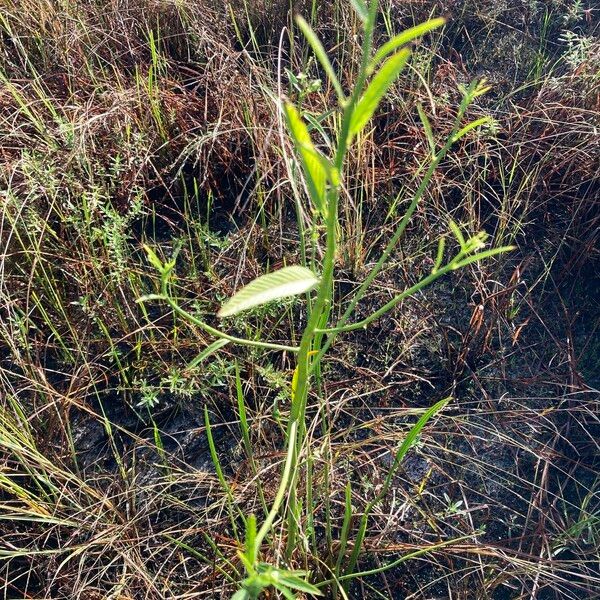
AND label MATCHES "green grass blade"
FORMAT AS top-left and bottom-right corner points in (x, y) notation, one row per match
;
(204, 406), (241, 537)
(350, 0), (368, 22)
(417, 103), (436, 156)
(452, 116), (495, 143)
(334, 480), (353, 583)
(344, 398), (449, 584)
